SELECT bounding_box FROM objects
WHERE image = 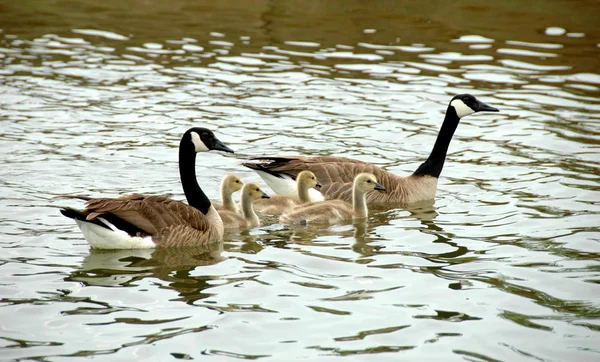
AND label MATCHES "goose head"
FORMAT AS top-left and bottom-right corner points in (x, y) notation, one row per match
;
(186, 127), (234, 153)
(242, 182), (270, 202)
(222, 174), (244, 193)
(297, 170), (322, 190)
(354, 173), (385, 194)
(449, 94), (499, 118)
